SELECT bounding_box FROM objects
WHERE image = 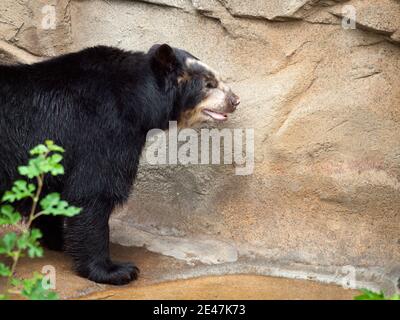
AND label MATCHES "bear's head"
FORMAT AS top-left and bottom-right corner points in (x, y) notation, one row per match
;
(149, 44), (240, 127)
